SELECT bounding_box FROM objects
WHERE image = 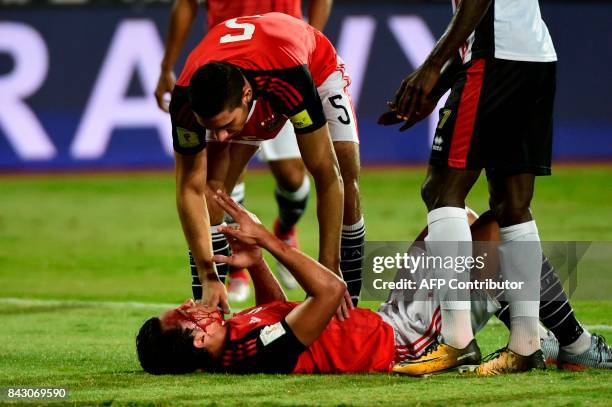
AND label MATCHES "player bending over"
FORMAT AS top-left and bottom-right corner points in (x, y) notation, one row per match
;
(136, 192), (611, 375)
(171, 13), (365, 321)
(155, 0), (334, 301)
